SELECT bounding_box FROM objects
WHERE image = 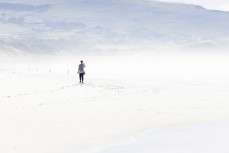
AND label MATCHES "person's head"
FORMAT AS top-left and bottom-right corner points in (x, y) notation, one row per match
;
(80, 60), (83, 63)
